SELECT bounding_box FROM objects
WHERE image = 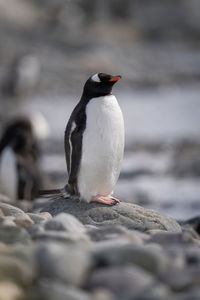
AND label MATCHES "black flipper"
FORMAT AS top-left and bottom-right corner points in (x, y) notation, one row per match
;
(64, 101), (86, 195)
